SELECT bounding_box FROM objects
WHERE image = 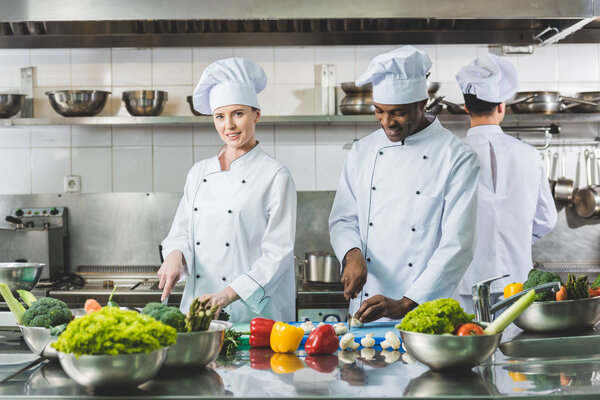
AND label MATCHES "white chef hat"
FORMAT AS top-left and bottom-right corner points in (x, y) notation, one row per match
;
(455, 53), (518, 103)
(355, 46), (432, 105)
(193, 57), (267, 115)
